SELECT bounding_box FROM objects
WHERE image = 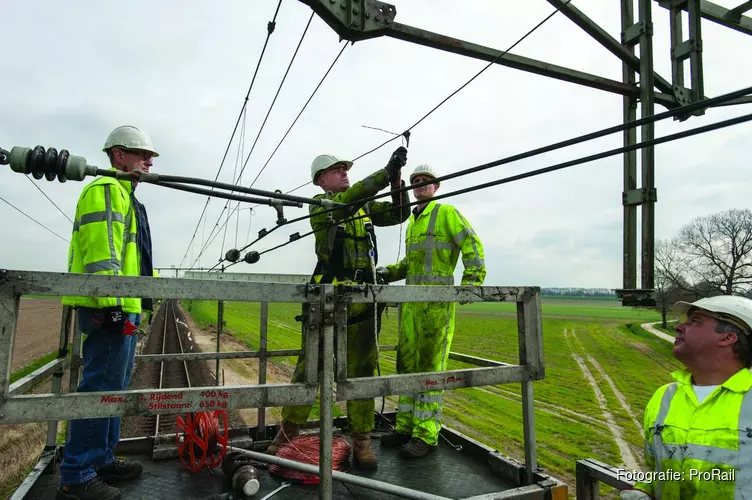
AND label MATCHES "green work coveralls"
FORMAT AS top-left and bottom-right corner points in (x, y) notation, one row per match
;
(282, 168), (410, 433)
(385, 200), (486, 445)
